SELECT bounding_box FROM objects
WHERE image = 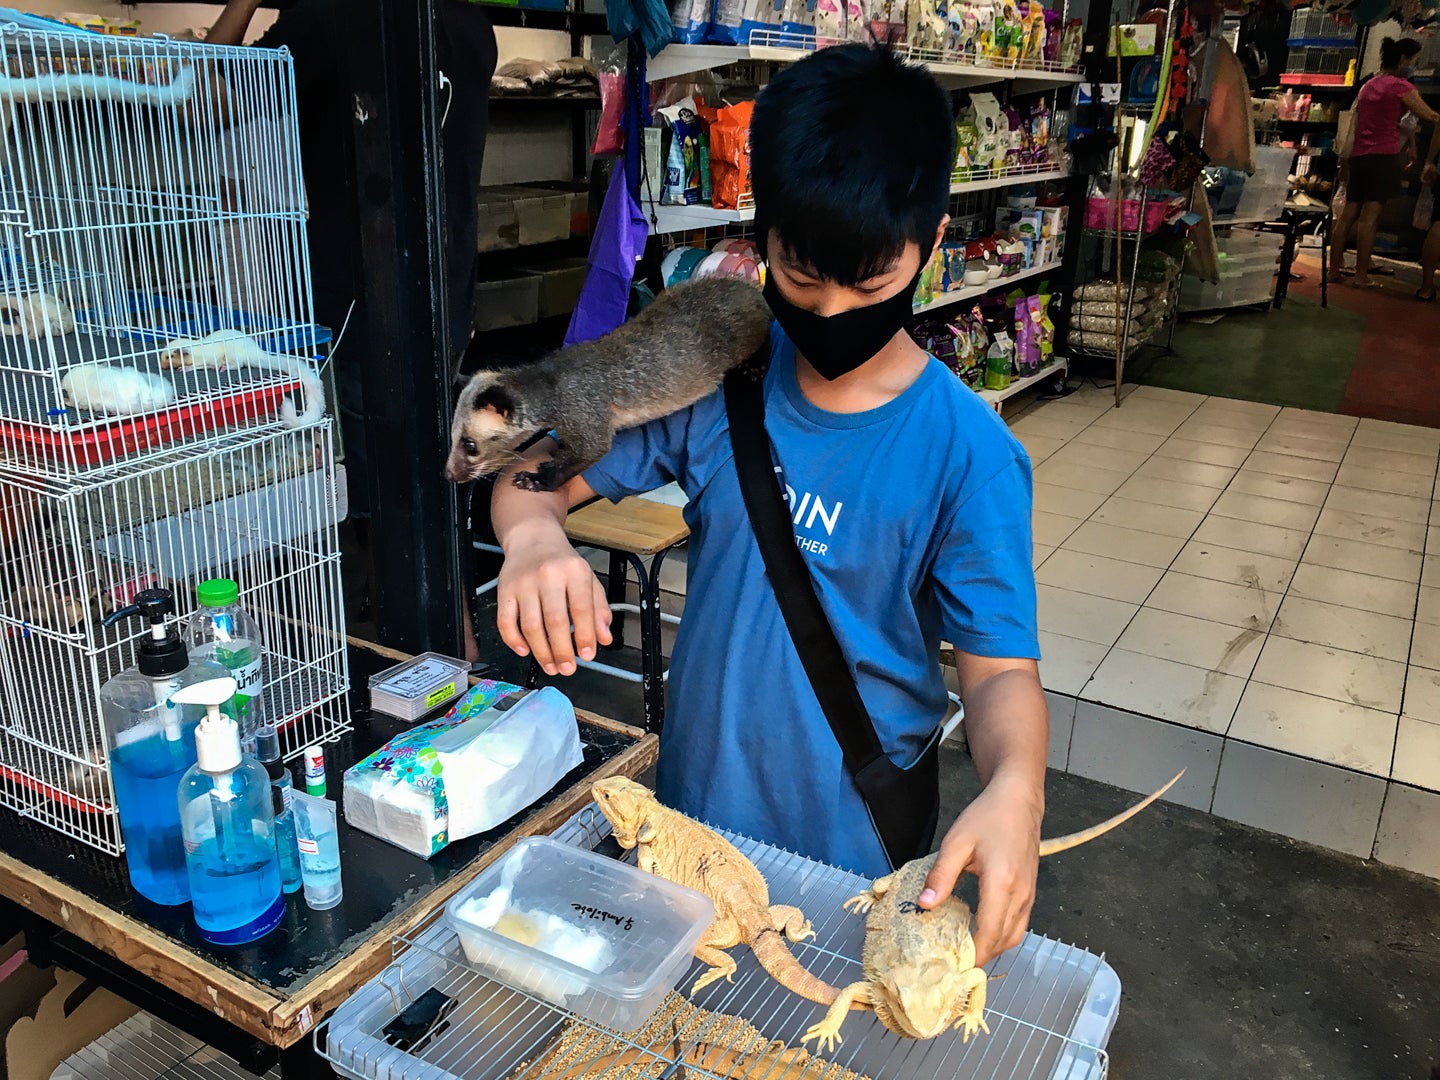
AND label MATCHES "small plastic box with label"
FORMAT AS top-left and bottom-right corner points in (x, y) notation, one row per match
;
(368, 652), (471, 721)
(446, 837), (714, 1031)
